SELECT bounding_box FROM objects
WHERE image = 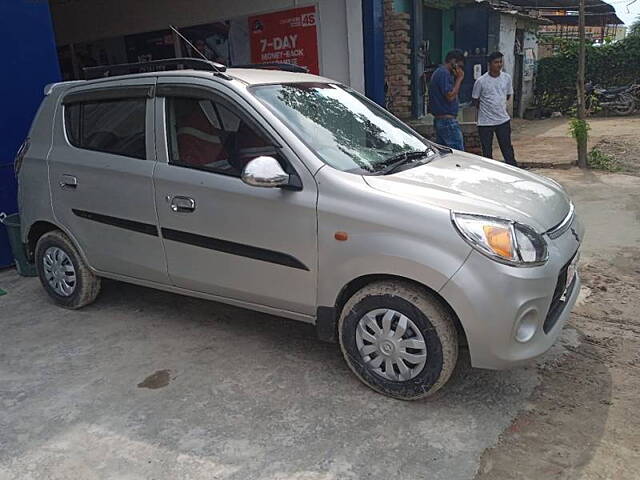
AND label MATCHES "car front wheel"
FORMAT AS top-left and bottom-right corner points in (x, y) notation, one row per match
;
(338, 281), (458, 400)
